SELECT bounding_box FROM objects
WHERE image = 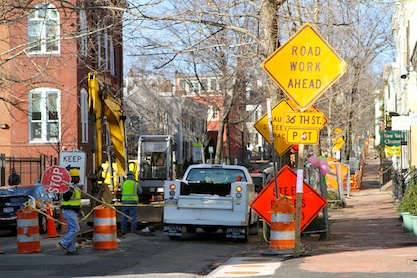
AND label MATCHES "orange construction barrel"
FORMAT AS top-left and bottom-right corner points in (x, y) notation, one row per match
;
(17, 208), (41, 254)
(269, 196), (295, 250)
(93, 206), (118, 249)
